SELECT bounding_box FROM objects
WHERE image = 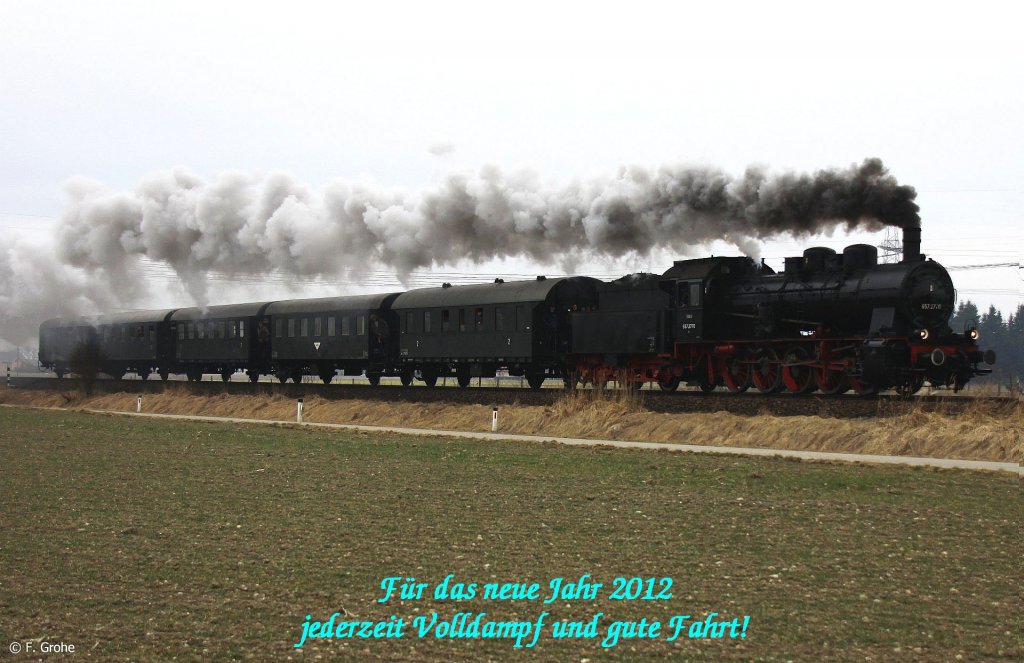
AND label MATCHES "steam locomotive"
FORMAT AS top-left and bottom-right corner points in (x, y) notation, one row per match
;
(39, 226), (994, 394)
